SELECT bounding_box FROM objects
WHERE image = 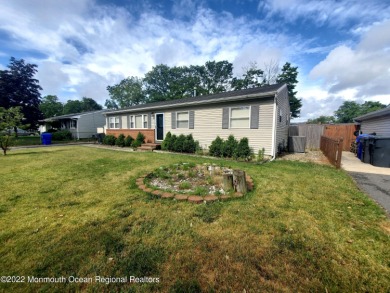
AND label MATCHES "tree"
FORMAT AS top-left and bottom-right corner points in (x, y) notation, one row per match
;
(39, 95), (63, 118)
(63, 100), (83, 114)
(334, 100), (386, 123)
(106, 77), (146, 108)
(196, 60), (233, 94)
(307, 115), (336, 124)
(276, 62), (301, 118)
(231, 62), (264, 90)
(0, 57), (42, 130)
(0, 107), (24, 155)
(80, 97), (103, 111)
(262, 59), (280, 85)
